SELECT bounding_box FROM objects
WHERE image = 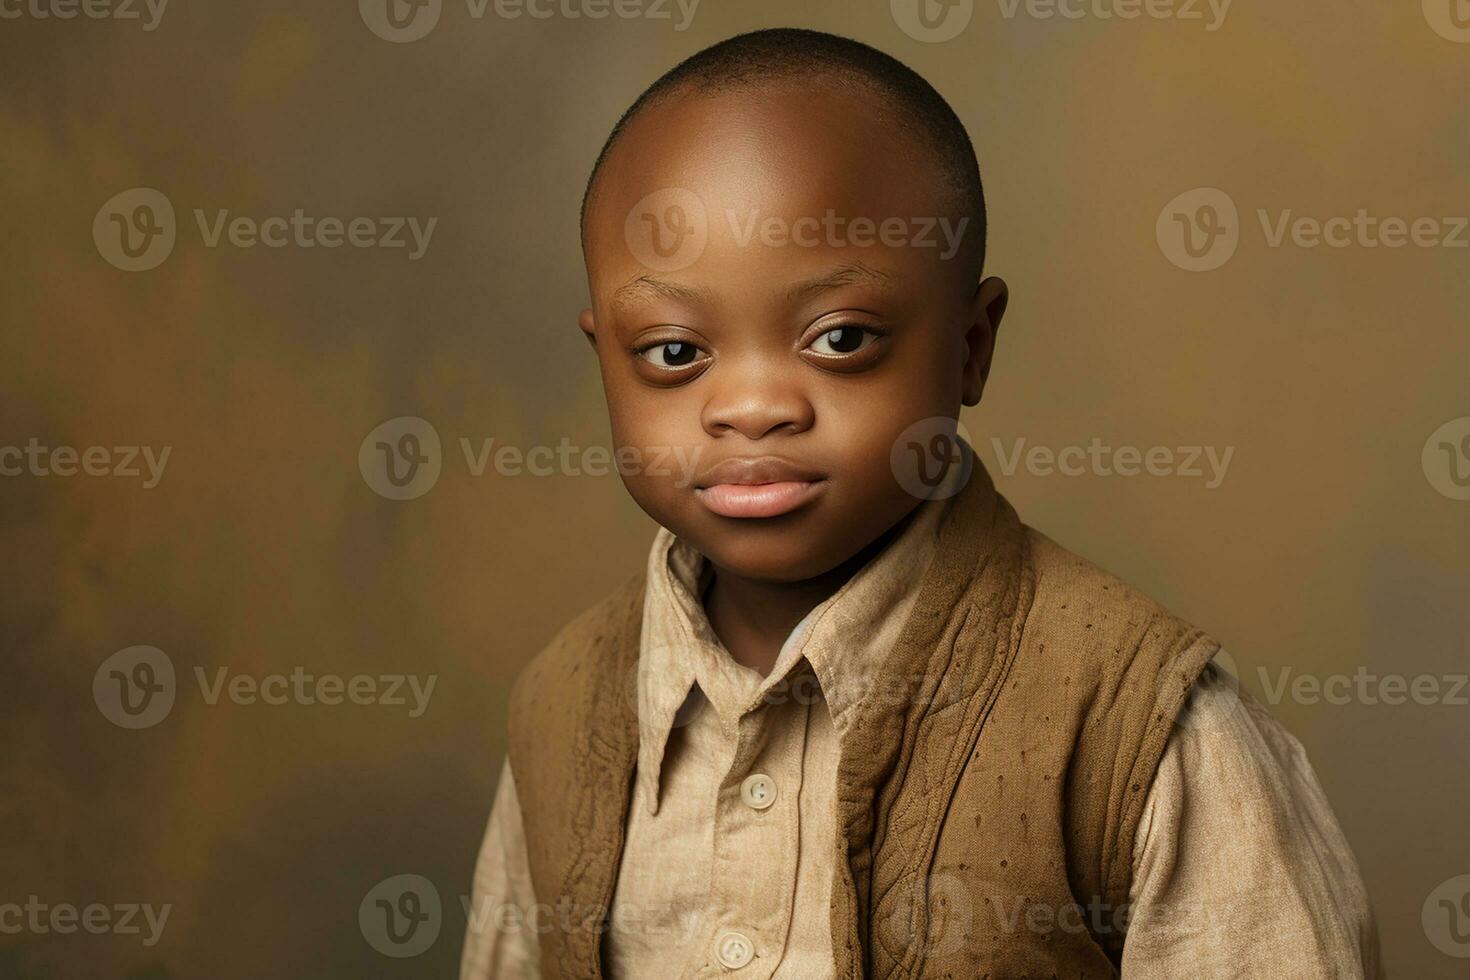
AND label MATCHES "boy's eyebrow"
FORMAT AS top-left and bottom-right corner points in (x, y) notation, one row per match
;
(786, 261), (895, 301)
(610, 275), (708, 311)
(610, 262), (895, 310)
